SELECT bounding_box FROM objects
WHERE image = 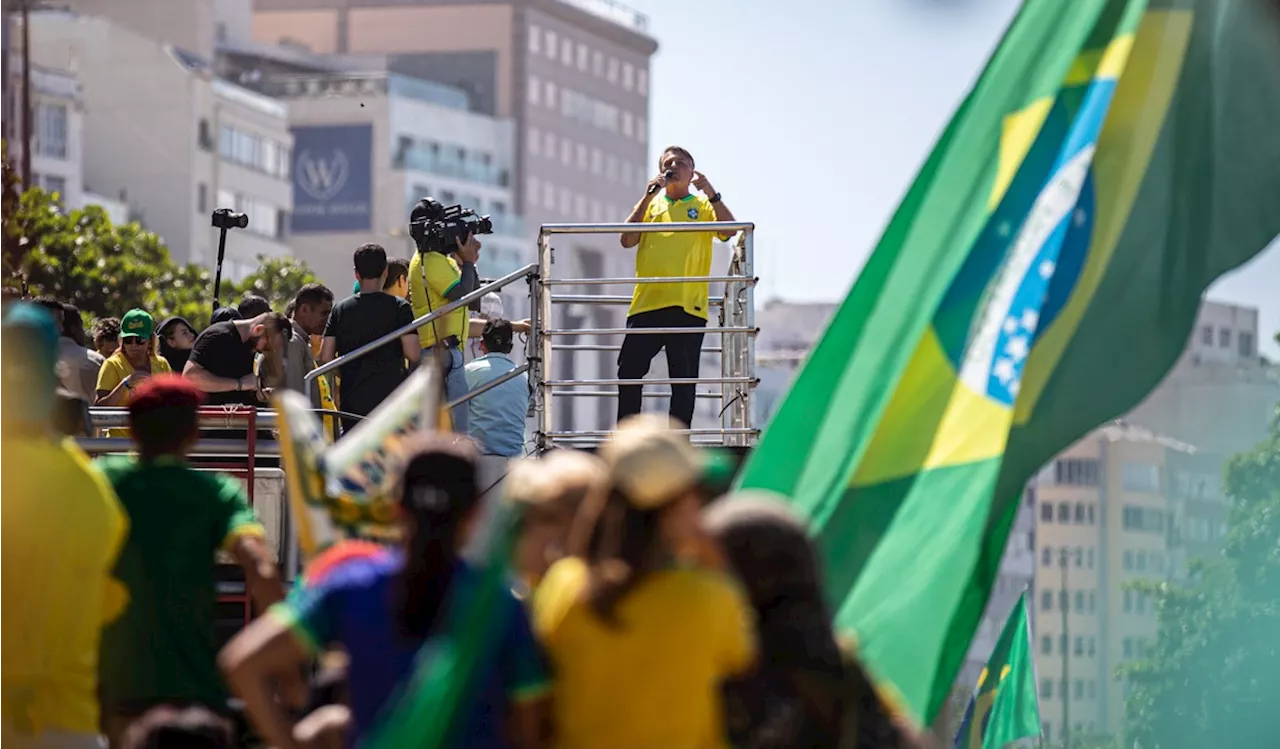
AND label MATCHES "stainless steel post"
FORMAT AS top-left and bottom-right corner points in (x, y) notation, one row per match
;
(536, 231), (554, 452)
